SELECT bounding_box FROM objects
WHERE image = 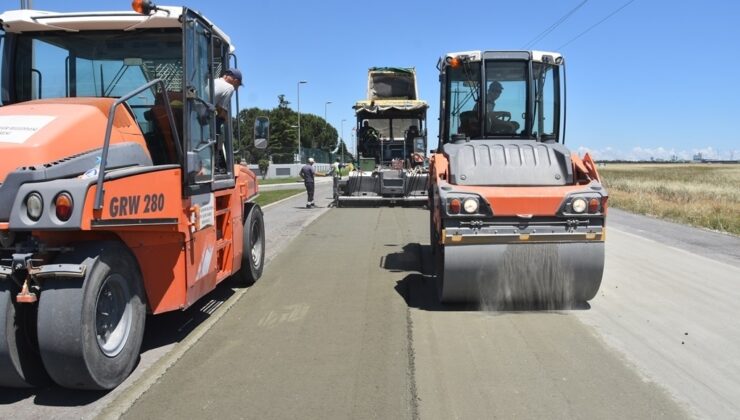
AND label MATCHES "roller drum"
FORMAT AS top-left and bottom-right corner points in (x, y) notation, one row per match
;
(438, 242), (604, 306)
